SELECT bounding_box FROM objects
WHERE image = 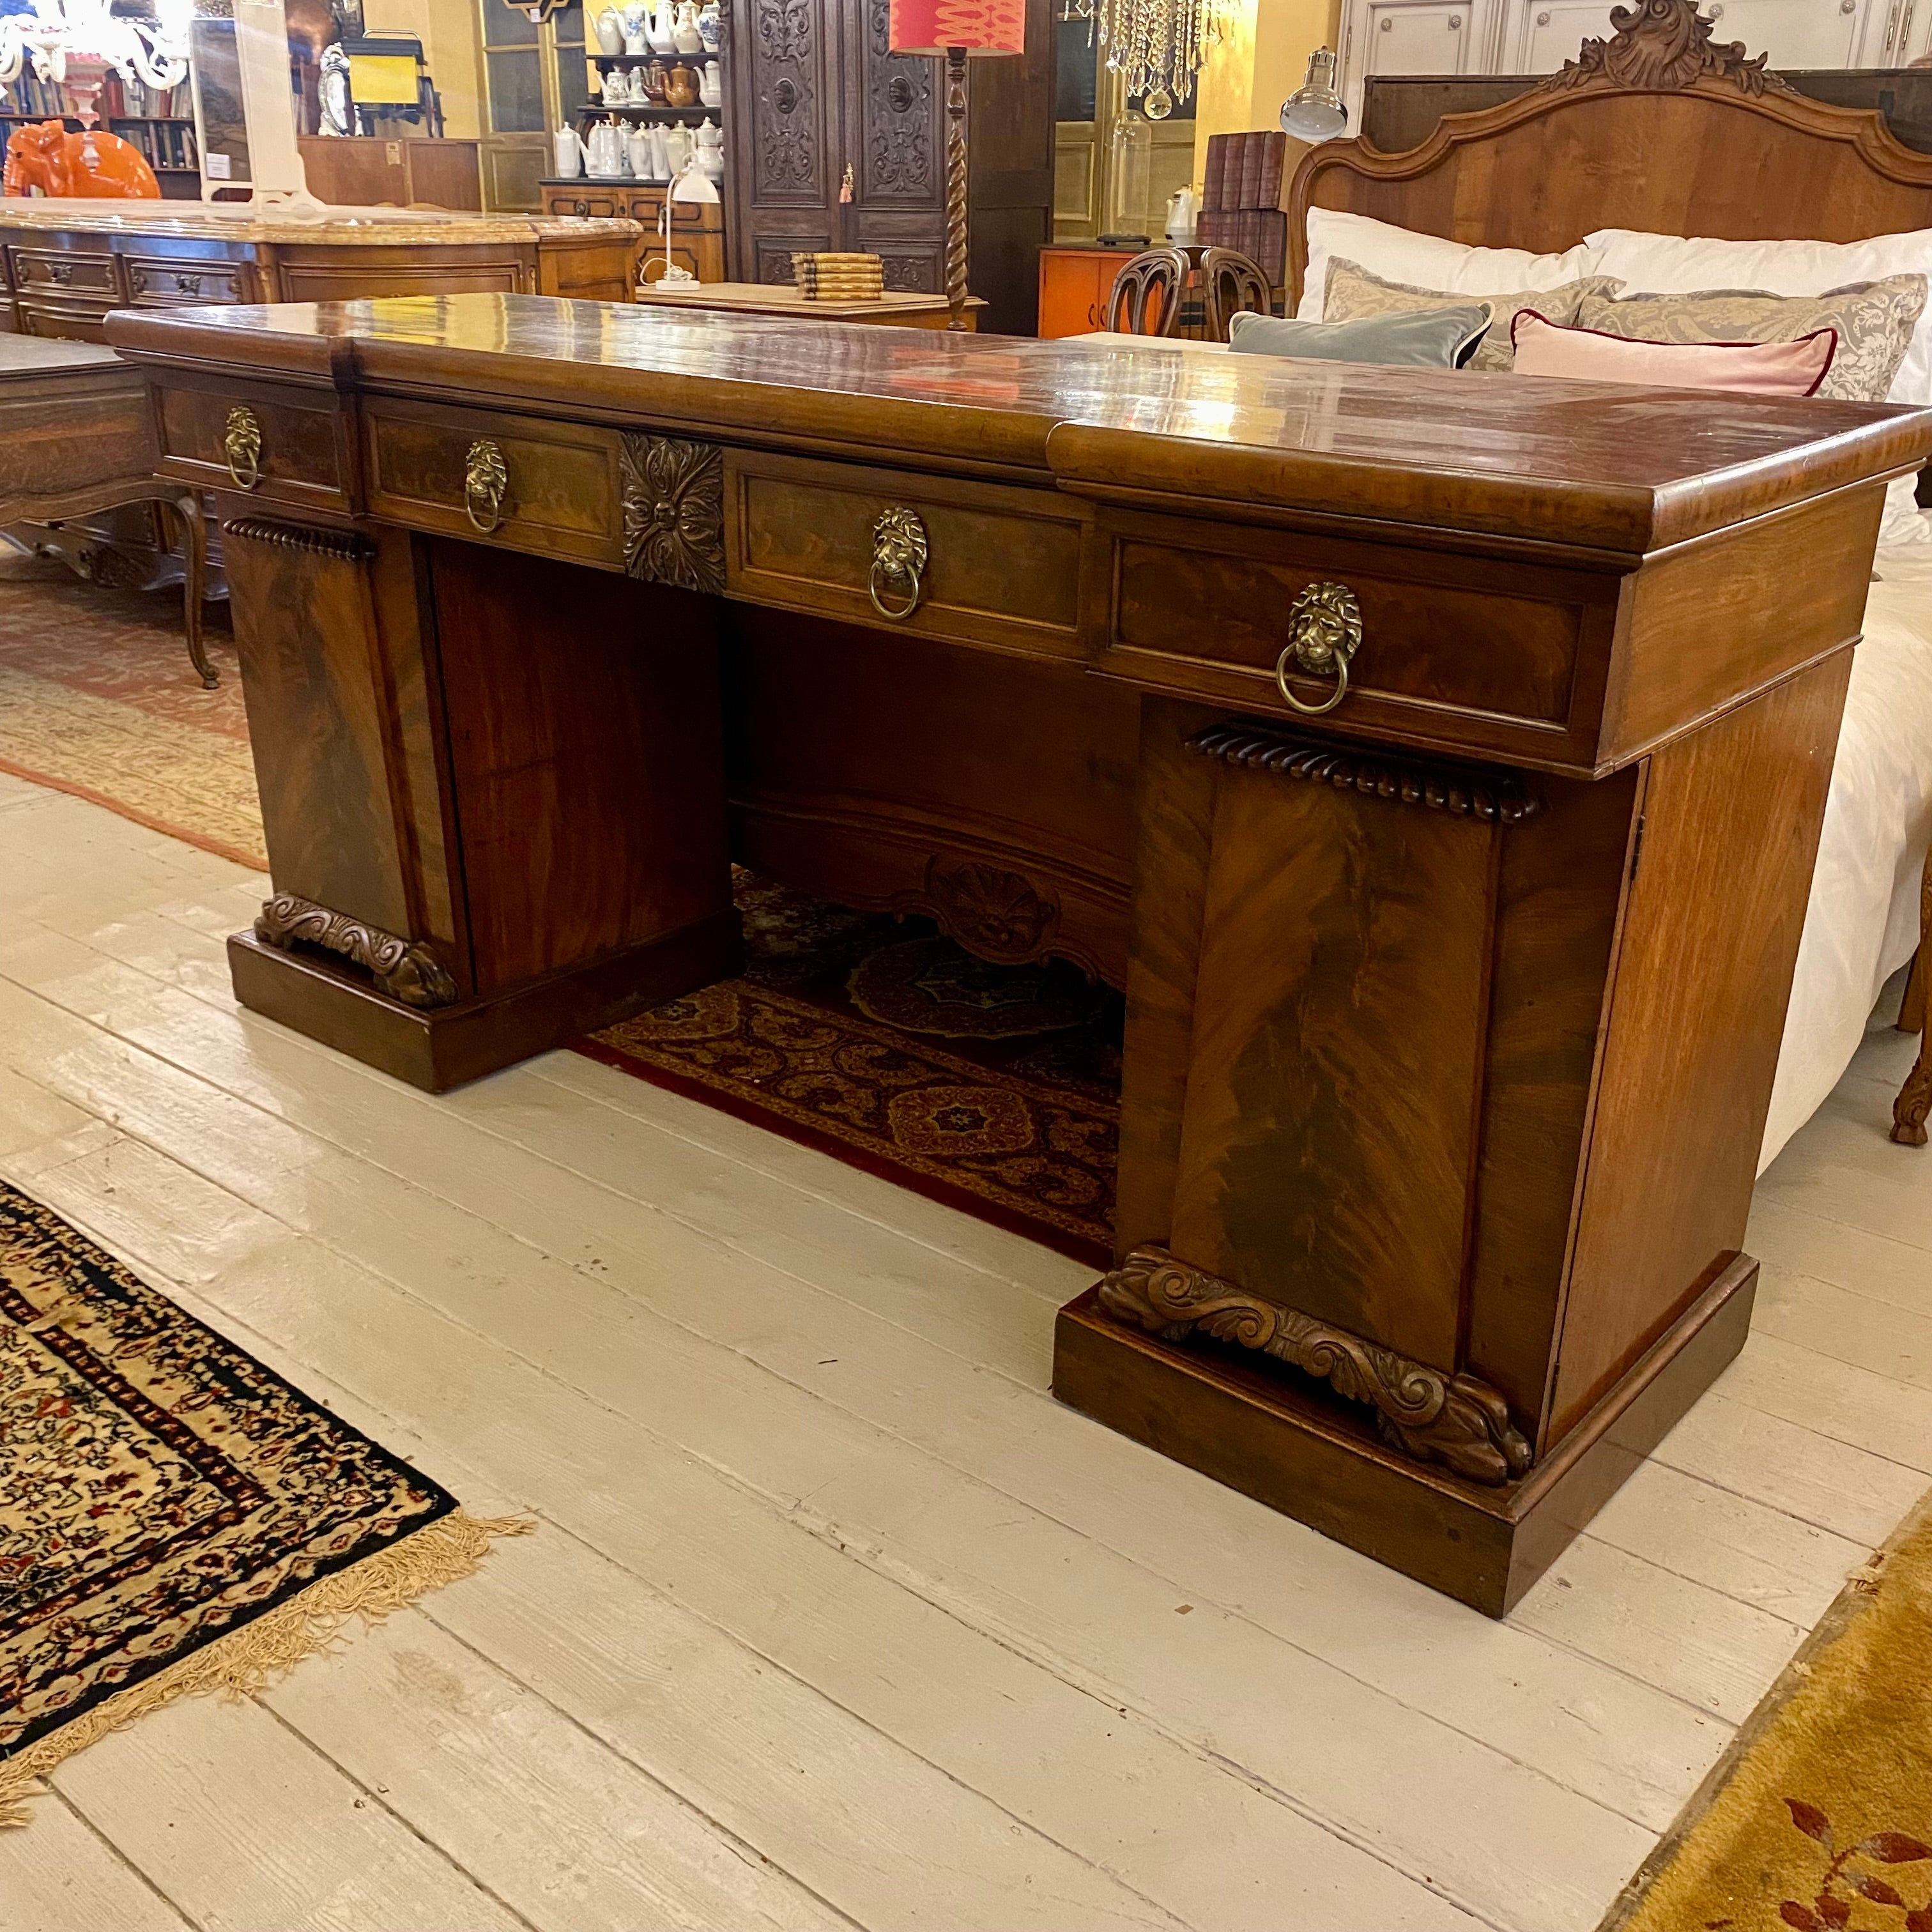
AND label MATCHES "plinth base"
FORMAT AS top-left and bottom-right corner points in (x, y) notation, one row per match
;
(227, 912), (742, 1093)
(1052, 1253), (1757, 1616)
